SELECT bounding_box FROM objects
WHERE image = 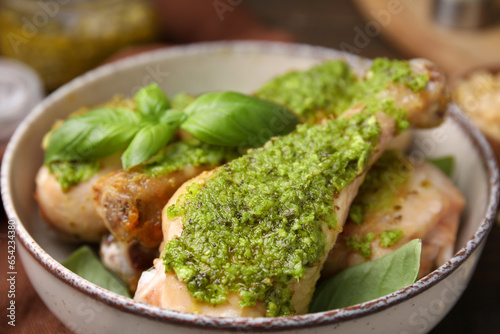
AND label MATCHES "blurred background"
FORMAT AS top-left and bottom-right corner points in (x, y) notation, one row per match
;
(0, 0), (499, 333)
